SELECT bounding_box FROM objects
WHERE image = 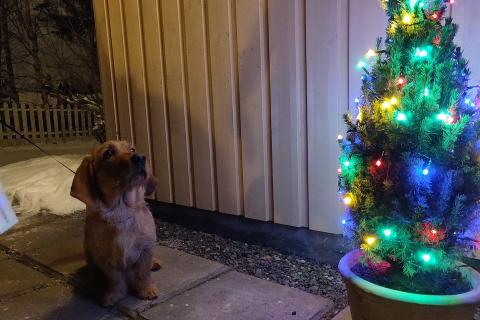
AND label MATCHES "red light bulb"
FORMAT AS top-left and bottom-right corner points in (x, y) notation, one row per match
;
(375, 160), (382, 167)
